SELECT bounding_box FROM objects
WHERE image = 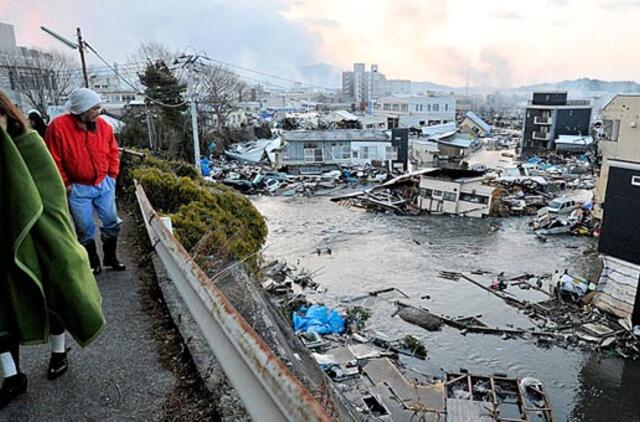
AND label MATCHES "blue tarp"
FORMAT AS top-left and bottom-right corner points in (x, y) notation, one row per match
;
(293, 304), (345, 335)
(200, 158), (211, 177)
